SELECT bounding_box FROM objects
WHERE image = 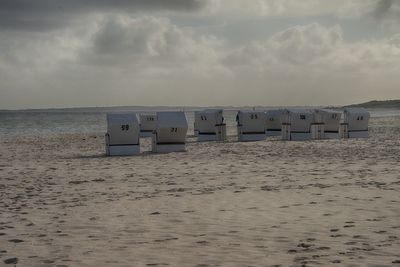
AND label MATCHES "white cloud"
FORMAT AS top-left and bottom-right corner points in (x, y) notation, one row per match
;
(0, 15), (232, 108)
(81, 15), (223, 70)
(218, 22), (400, 105)
(224, 22), (400, 71)
(205, 0), (379, 18)
(1, 13), (400, 108)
